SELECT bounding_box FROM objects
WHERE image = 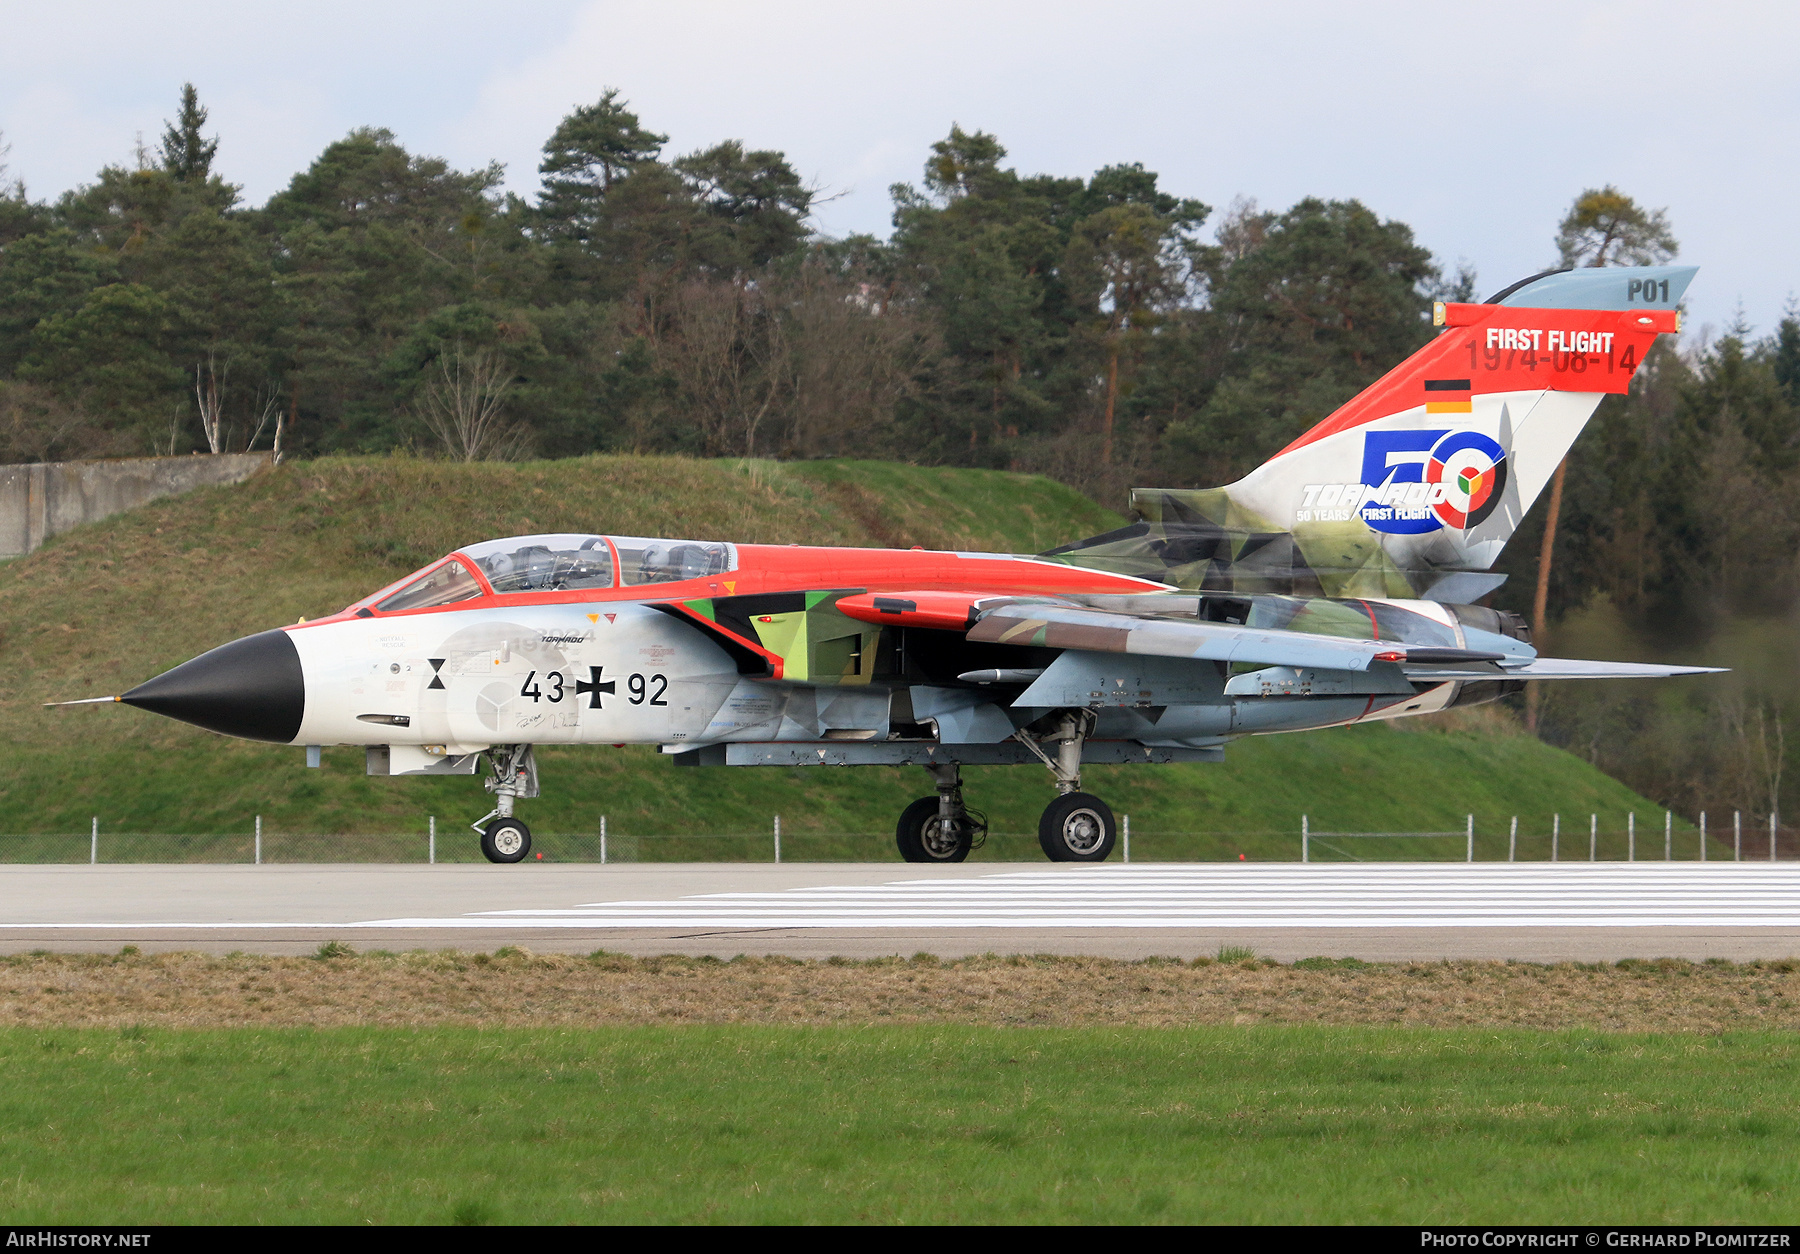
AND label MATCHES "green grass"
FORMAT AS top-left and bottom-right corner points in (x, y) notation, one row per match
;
(4, 1024), (1796, 1223)
(0, 452), (1703, 856)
